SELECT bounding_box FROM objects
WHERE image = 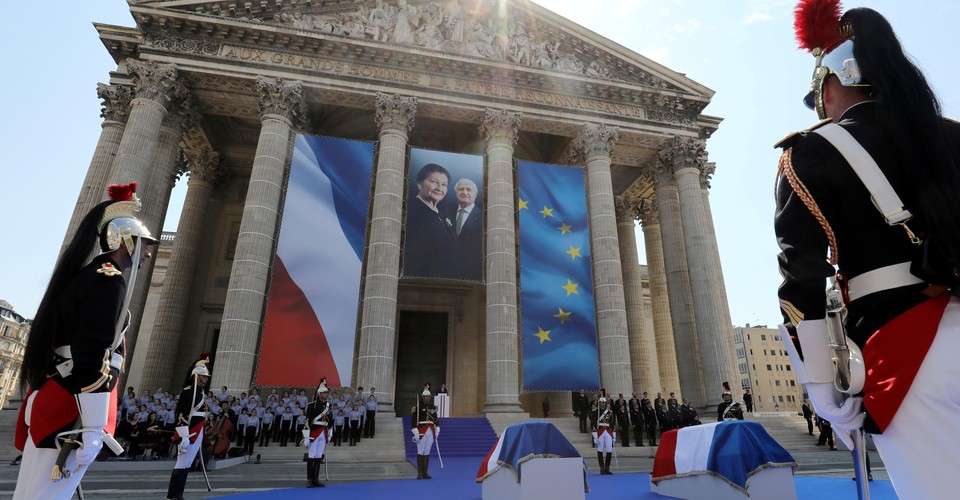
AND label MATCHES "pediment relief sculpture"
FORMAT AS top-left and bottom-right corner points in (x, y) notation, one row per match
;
(261, 0), (678, 90)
